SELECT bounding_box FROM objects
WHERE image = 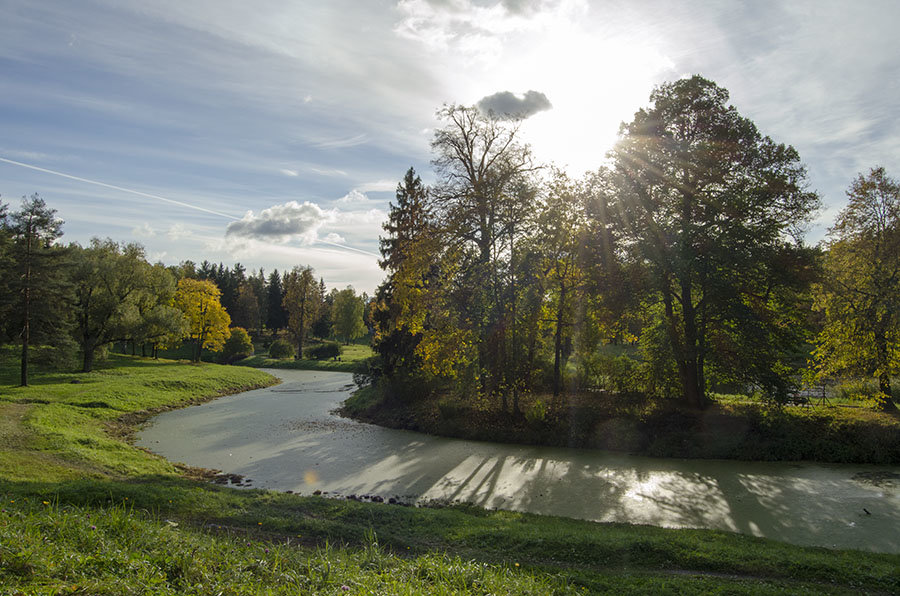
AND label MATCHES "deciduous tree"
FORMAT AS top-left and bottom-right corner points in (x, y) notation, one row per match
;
(283, 266), (318, 358)
(609, 76), (819, 408)
(174, 278), (231, 361)
(814, 167), (900, 410)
